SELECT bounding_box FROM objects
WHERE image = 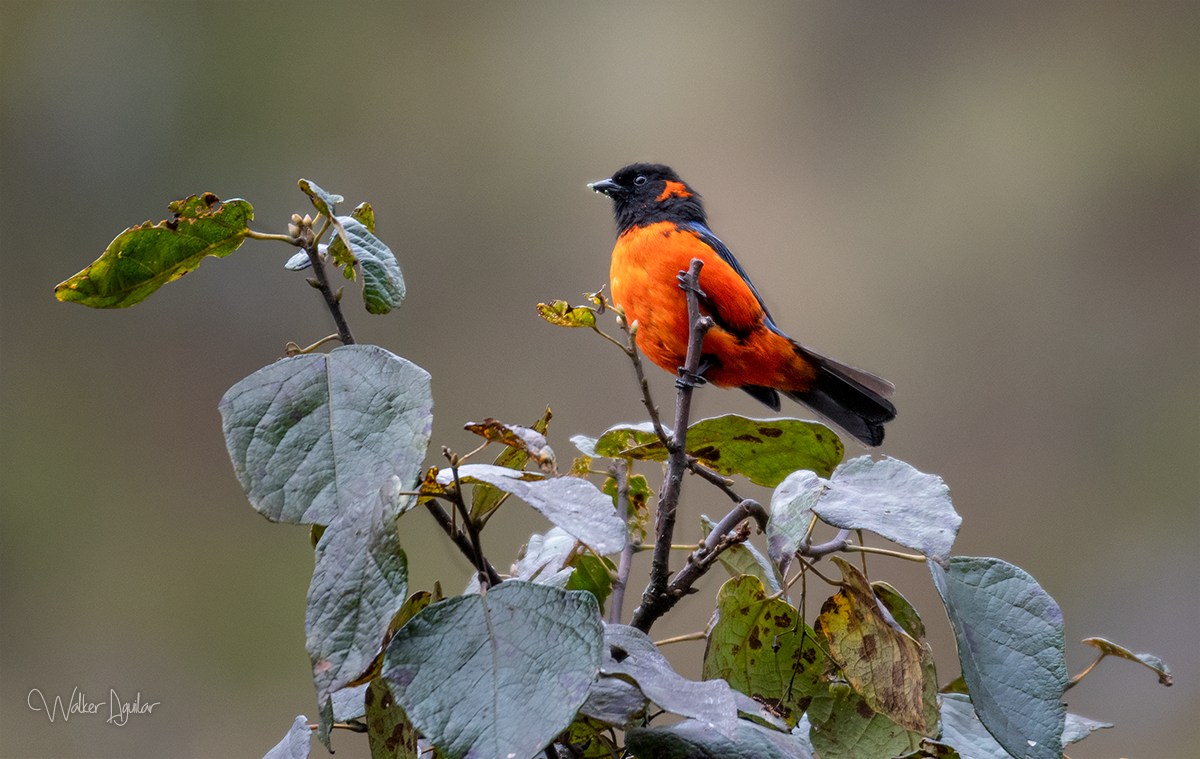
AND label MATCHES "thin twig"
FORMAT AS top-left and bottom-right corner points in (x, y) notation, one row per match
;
(686, 459), (744, 503)
(841, 544), (927, 563)
(1065, 653), (1105, 691)
(614, 310), (671, 446)
(421, 497), (503, 587)
(608, 460), (634, 625)
(444, 450), (492, 589)
(654, 631), (707, 646)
